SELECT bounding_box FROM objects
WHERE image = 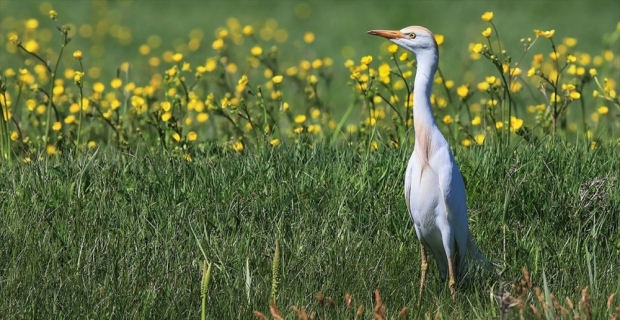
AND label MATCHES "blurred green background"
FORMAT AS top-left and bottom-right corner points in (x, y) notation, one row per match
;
(1, 0), (619, 139)
(2, 0), (618, 79)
